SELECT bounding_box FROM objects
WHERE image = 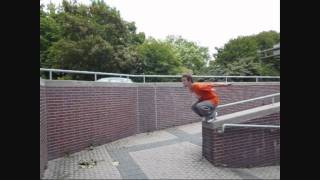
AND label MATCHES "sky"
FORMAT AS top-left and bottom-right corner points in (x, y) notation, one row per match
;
(40, 0), (280, 57)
